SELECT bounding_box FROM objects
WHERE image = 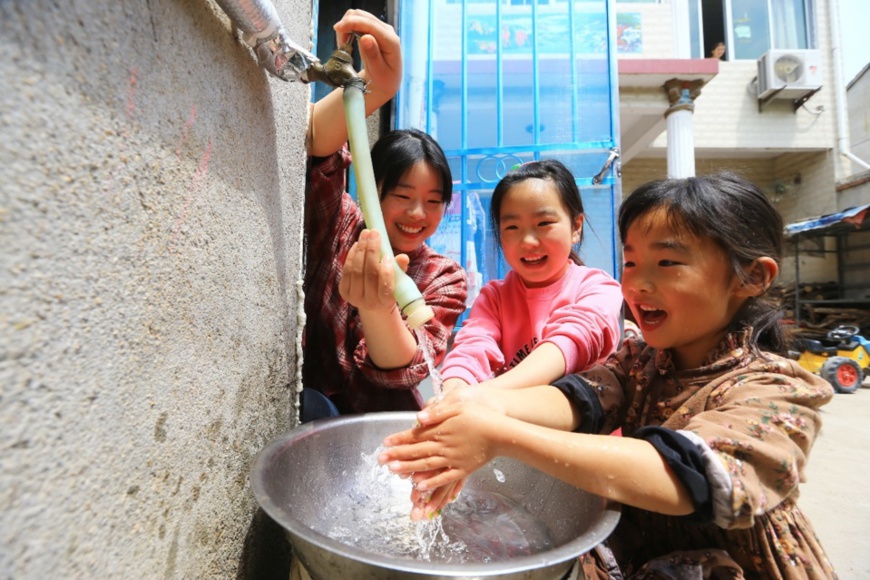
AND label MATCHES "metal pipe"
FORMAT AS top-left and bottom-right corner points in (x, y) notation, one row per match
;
(827, 0), (870, 175)
(213, 0), (320, 83)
